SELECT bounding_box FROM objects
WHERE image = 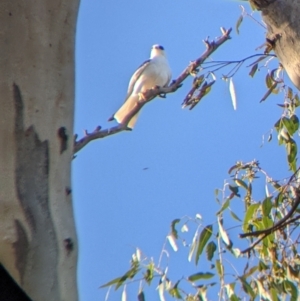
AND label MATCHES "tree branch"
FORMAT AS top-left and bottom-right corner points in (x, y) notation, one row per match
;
(241, 214), (300, 254)
(73, 125), (125, 154)
(239, 167), (300, 254)
(240, 190), (300, 238)
(241, 232), (269, 255)
(240, 168), (300, 239)
(74, 27), (232, 154)
(239, 168), (300, 253)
